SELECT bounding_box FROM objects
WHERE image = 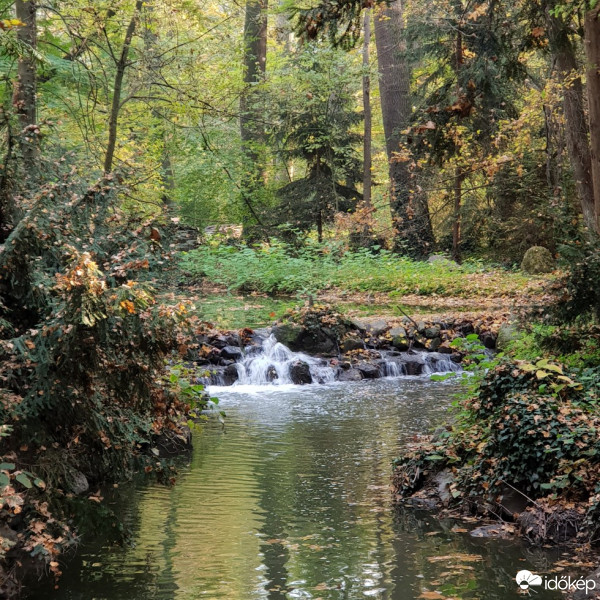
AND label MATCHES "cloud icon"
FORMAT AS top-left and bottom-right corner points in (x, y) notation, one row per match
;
(516, 570), (543, 589)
